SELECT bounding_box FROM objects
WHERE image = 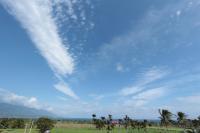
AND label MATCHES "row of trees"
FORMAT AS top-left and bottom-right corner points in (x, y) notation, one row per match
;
(0, 117), (55, 133)
(92, 114), (149, 133)
(92, 109), (200, 133)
